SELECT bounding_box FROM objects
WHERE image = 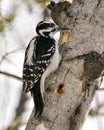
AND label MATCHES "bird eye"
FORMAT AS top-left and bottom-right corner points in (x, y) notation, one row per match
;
(49, 23), (55, 27)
